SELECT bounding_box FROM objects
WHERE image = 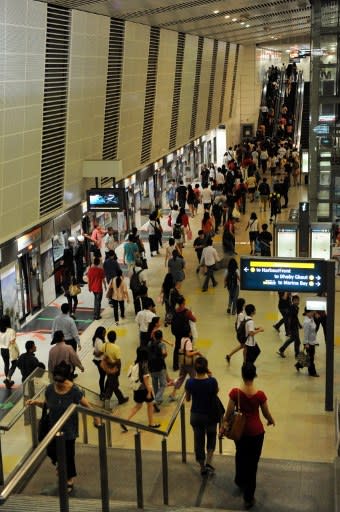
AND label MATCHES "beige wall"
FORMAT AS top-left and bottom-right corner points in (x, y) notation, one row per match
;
(0, 3), (251, 245)
(64, 10), (110, 204)
(0, 0), (46, 242)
